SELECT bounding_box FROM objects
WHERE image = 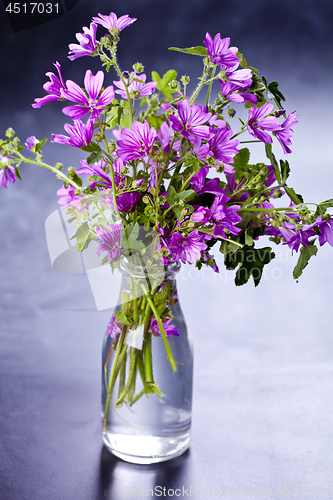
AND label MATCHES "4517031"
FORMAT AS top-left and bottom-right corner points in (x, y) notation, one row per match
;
(5, 3), (59, 14)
